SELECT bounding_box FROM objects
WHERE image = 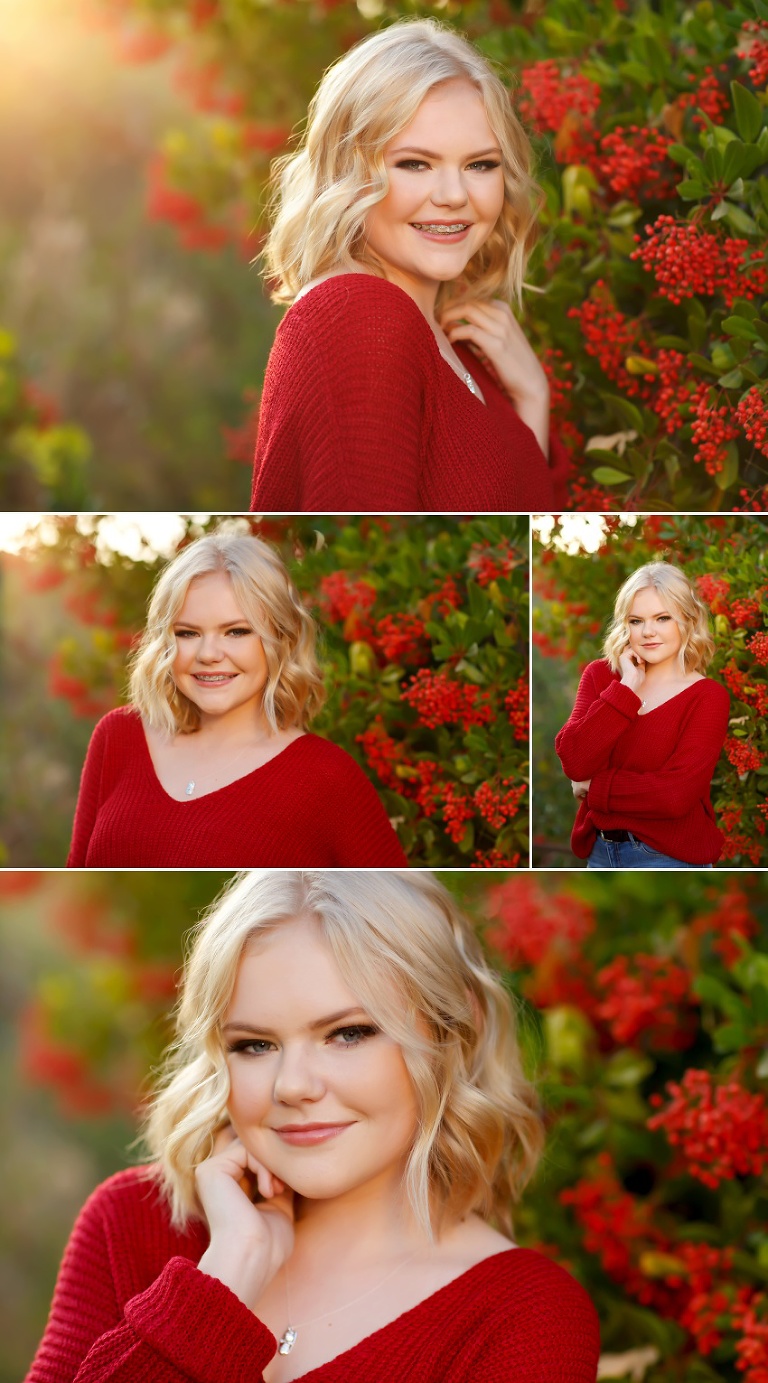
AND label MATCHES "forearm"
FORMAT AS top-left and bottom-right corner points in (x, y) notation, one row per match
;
(556, 680), (641, 781)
